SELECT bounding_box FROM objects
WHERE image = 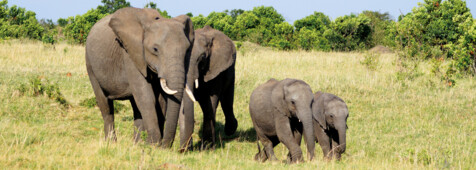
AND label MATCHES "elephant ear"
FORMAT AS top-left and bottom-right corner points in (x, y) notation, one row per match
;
(203, 27), (236, 82)
(312, 91), (327, 130)
(272, 79), (298, 118)
(172, 15), (195, 43)
(109, 7), (161, 77)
